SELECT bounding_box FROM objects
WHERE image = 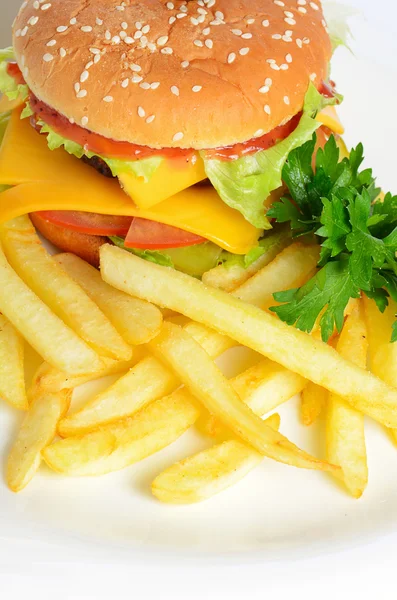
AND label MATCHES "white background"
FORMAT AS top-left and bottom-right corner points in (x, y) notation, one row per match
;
(1, 0), (397, 598)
